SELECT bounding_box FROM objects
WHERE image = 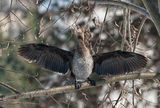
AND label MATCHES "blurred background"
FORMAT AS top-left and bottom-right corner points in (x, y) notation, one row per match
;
(0, 0), (160, 108)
